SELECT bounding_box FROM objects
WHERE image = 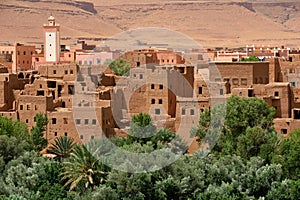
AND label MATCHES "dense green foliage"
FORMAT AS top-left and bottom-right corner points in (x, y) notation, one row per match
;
(240, 55), (259, 62)
(109, 58), (131, 76)
(47, 136), (76, 161)
(0, 98), (299, 199)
